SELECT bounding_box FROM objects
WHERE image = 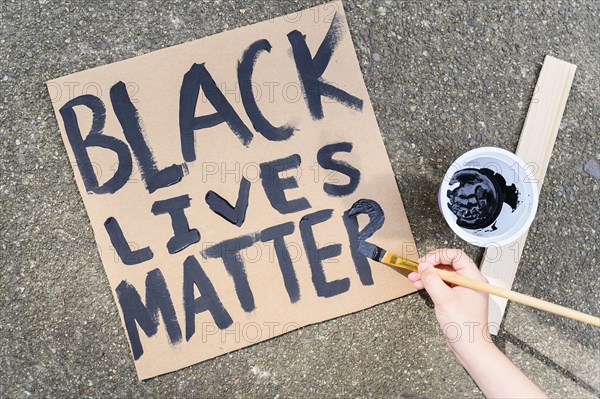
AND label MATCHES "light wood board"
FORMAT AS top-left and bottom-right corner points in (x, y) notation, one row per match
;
(481, 55), (577, 335)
